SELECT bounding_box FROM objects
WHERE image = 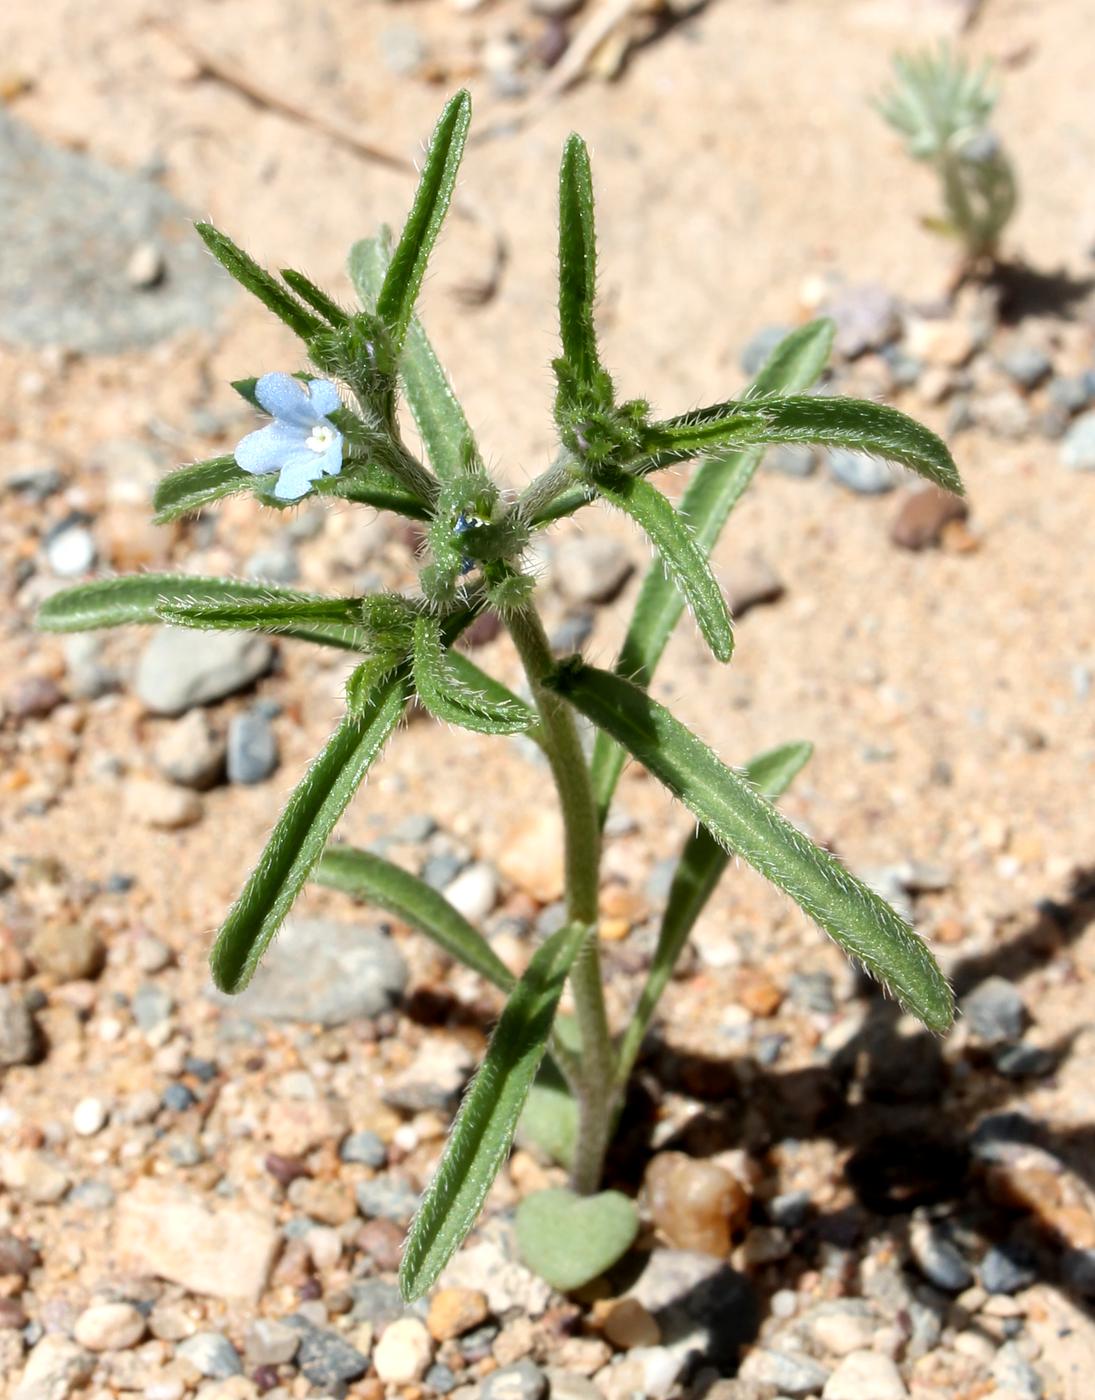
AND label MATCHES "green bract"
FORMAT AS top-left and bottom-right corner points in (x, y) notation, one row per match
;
(38, 91), (964, 1301)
